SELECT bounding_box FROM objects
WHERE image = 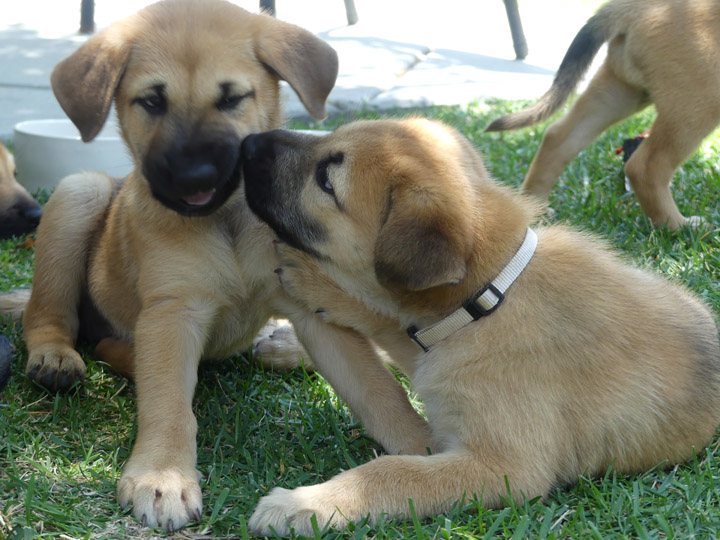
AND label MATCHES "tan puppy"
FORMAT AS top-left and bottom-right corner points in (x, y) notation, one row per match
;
(486, 0), (720, 229)
(241, 118), (720, 535)
(0, 142), (42, 239)
(13, 0), (432, 531)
